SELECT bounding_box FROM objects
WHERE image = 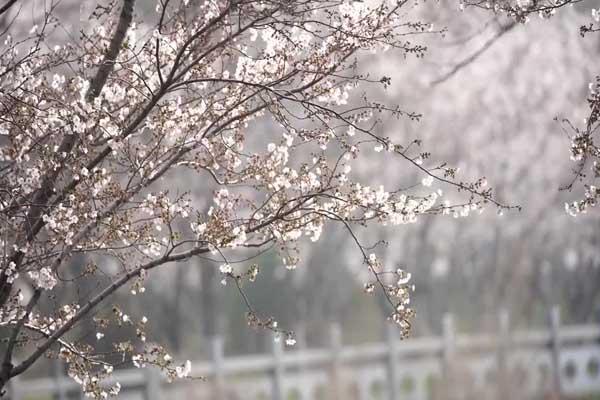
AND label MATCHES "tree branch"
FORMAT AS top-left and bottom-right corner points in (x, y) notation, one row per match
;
(10, 245), (210, 378)
(0, 0), (17, 18)
(86, 0), (136, 100)
(431, 21), (516, 86)
(0, 0), (137, 308)
(0, 289), (40, 390)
